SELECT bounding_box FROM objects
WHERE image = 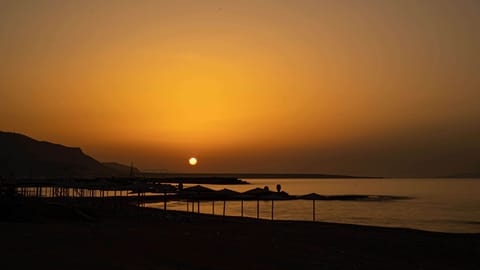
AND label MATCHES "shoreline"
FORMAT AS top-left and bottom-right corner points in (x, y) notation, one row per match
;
(147, 206), (479, 235)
